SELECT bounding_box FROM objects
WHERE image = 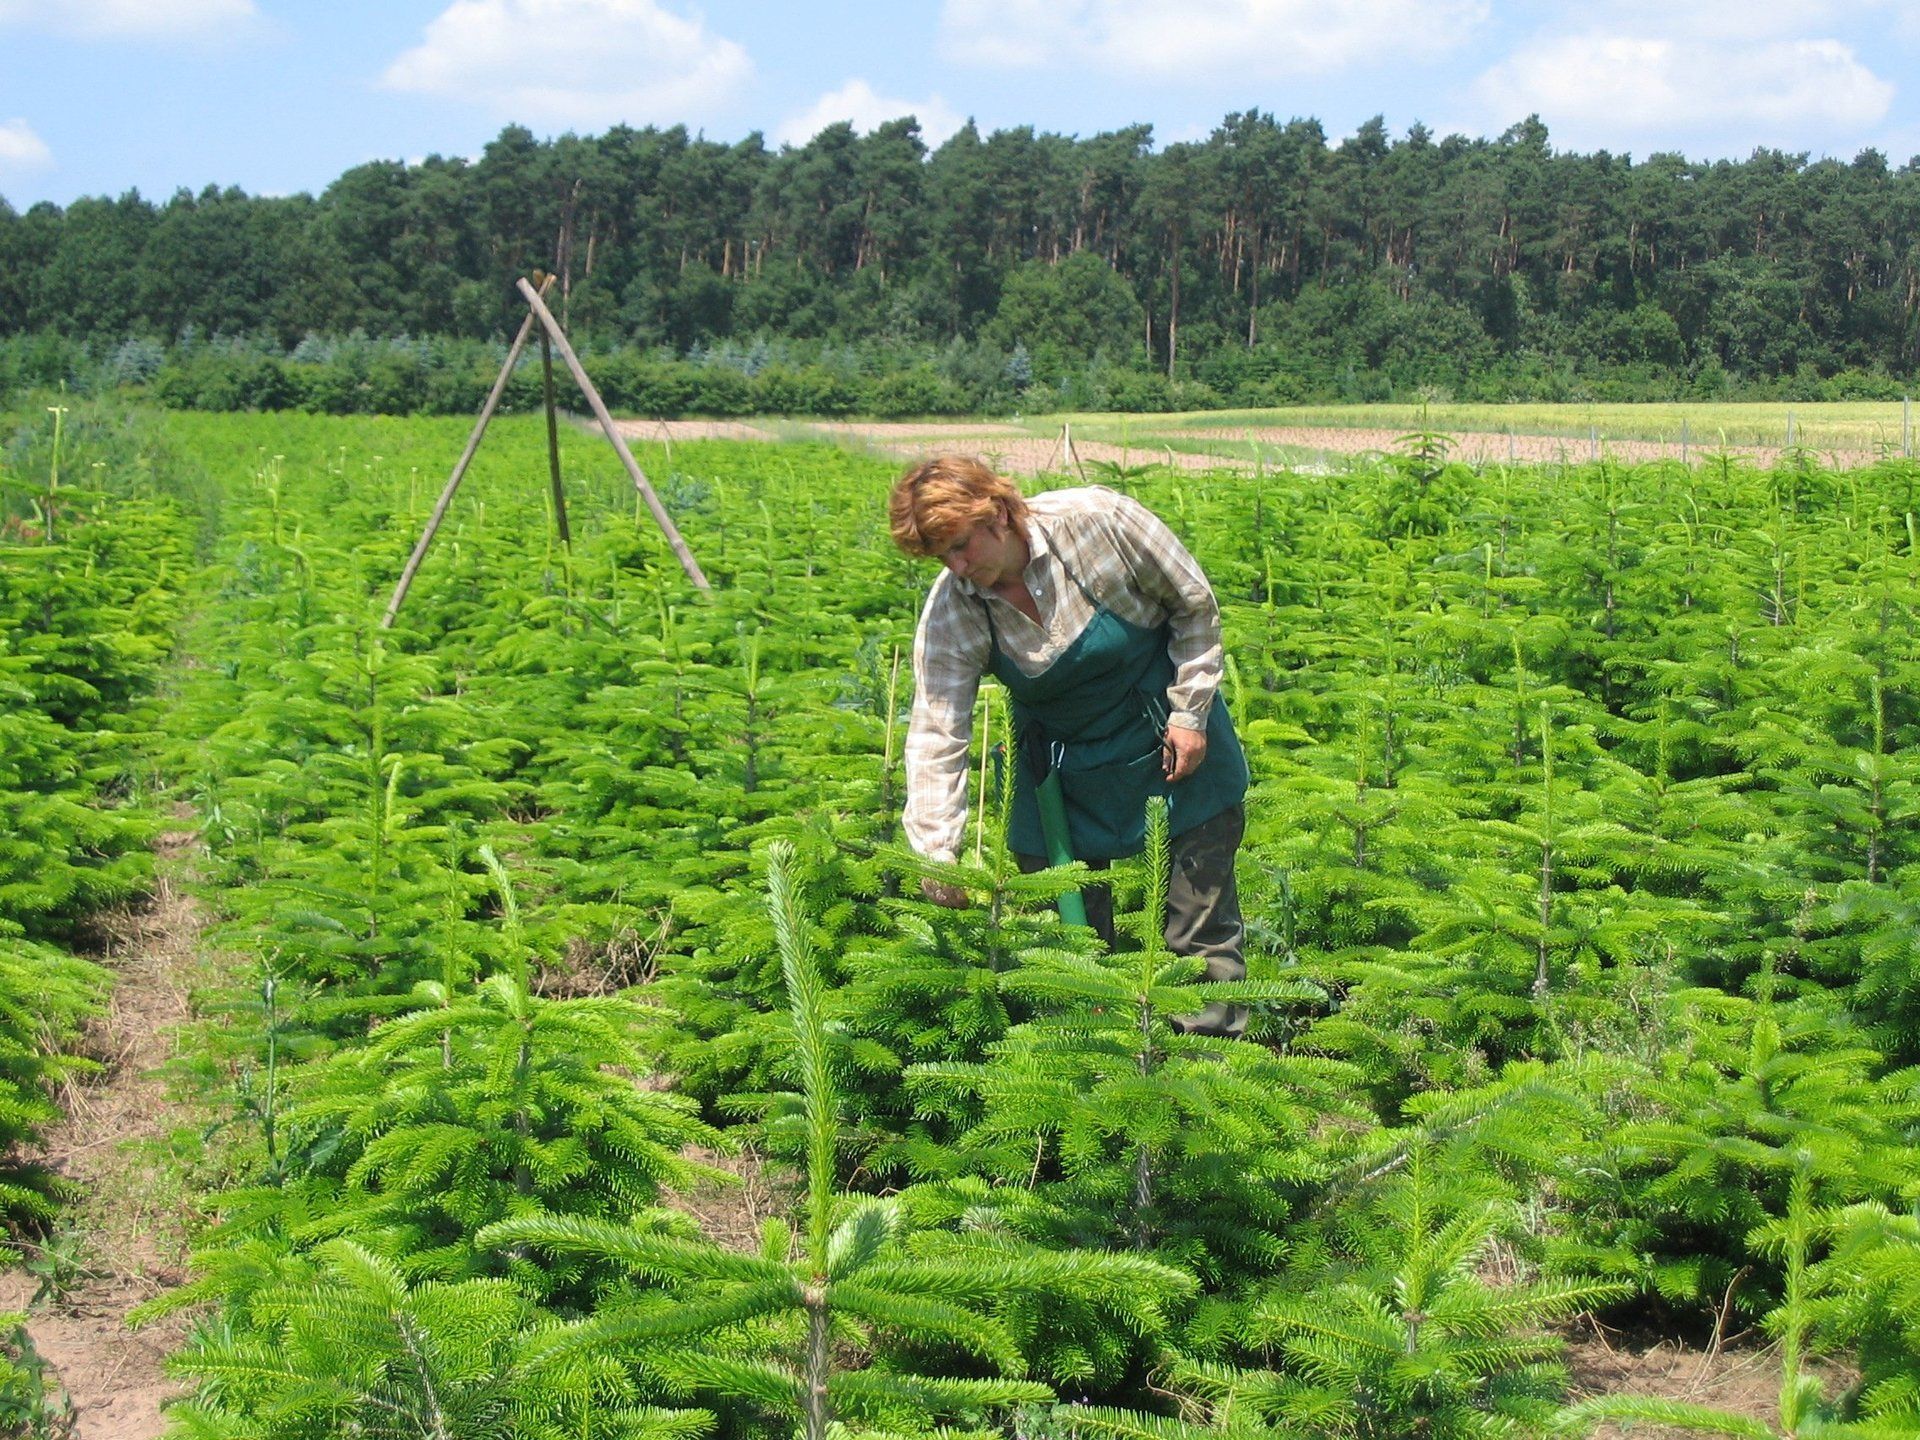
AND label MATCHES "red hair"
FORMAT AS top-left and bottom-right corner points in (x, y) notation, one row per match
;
(888, 454), (1029, 557)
